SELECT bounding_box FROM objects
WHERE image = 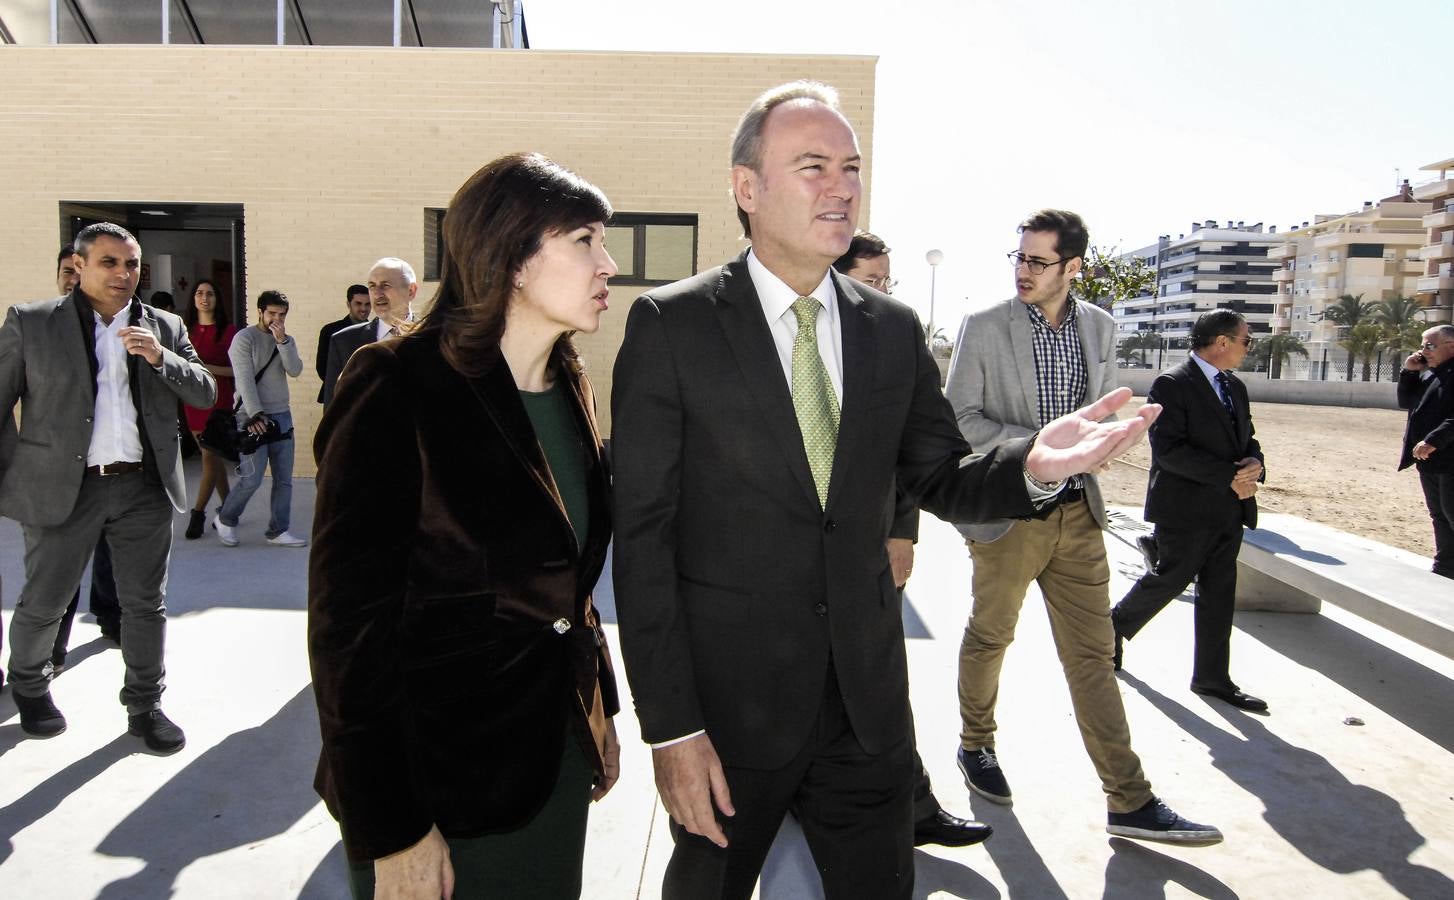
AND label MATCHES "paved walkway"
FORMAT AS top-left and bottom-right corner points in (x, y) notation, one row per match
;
(1, 465), (1451, 898)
